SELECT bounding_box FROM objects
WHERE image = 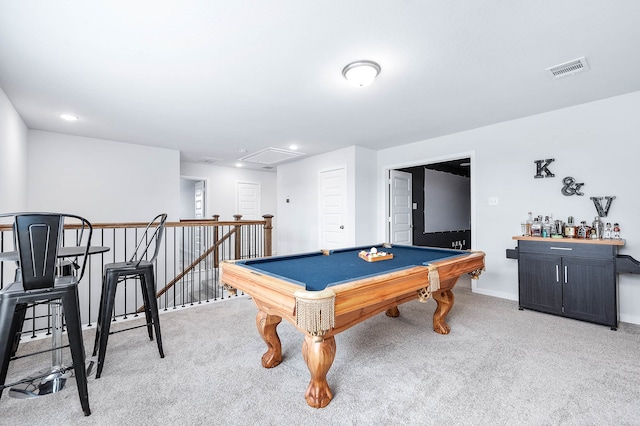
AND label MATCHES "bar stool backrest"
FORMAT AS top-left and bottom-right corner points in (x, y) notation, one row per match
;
(129, 213), (168, 267)
(2, 212), (94, 289)
(14, 213), (63, 290)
